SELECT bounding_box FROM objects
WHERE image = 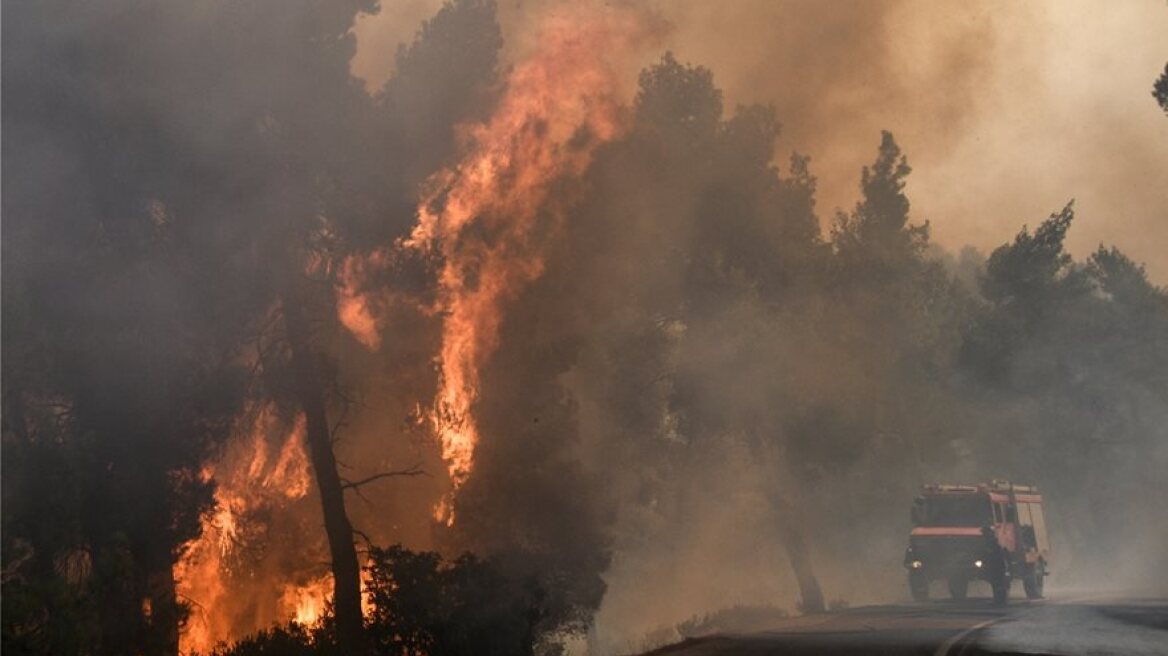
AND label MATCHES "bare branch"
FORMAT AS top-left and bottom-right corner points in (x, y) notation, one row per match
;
(351, 527), (375, 552)
(341, 465), (427, 491)
(349, 483), (374, 506)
